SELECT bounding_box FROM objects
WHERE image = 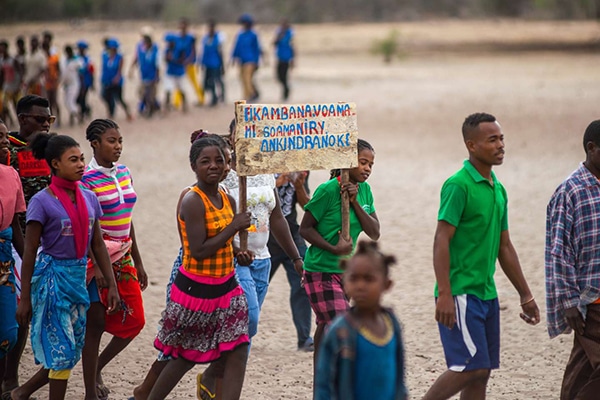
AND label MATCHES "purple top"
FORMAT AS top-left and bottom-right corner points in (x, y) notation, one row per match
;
(26, 188), (103, 259)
